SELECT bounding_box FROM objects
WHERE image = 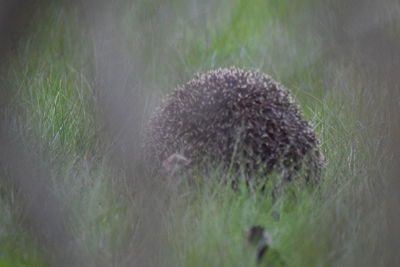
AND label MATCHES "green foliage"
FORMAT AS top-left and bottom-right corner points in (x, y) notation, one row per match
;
(0, 0), (379, 266)
(8, 9), (95, 156)
(0, 196), (46, 267)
